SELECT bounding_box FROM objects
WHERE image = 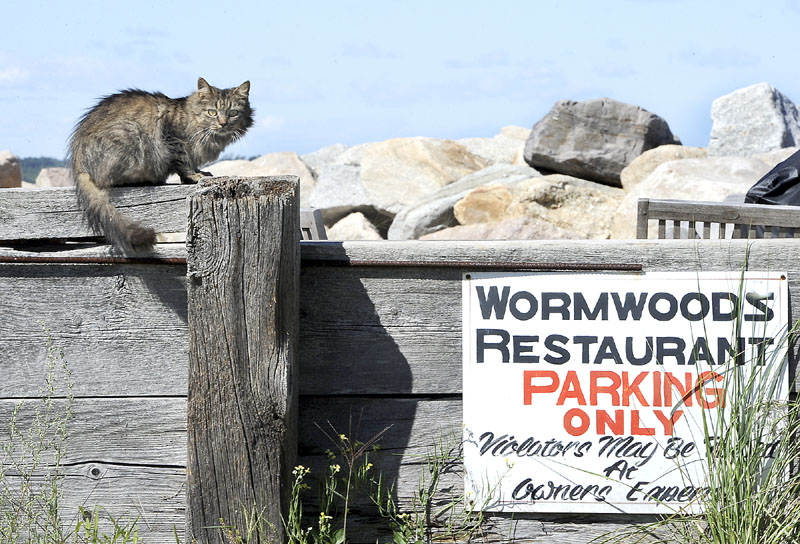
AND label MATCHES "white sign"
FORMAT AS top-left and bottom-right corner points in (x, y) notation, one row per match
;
(462, 271), (789, 514)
